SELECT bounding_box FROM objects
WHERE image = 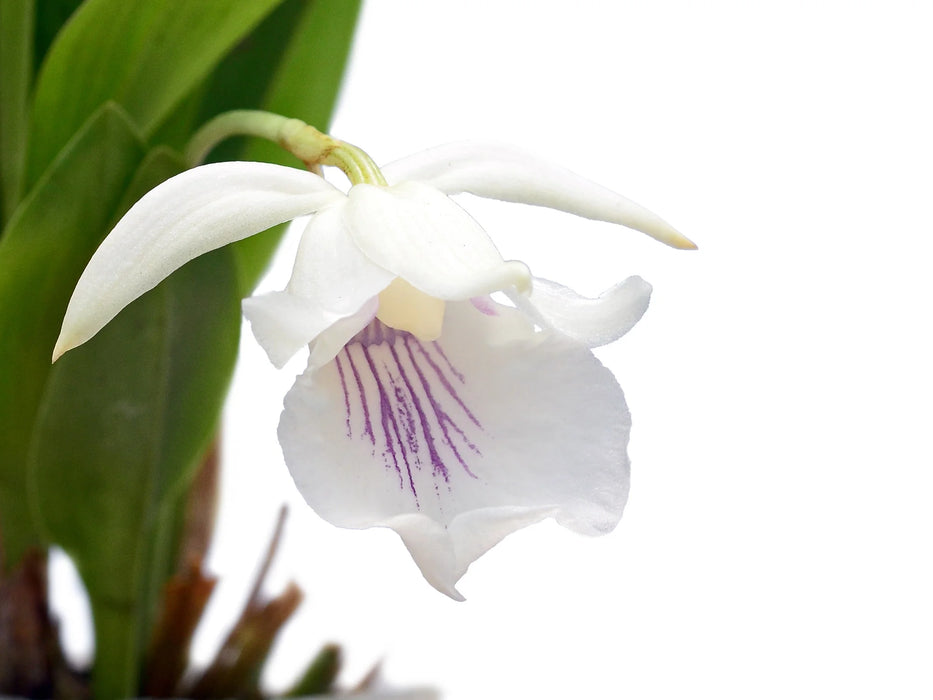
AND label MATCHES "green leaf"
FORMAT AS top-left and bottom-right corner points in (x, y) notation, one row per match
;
(149, 0), (310, 156)
(244, 0), (363, 154)
(24, 0), (288, 192)
(0, 0), (34, 227)
(231, 0), (364, 294)
(29, 149), (241, 700)
(33, 0), (84, 73)
(286, 643), (342, 696)
(0, 103), (144, 567)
